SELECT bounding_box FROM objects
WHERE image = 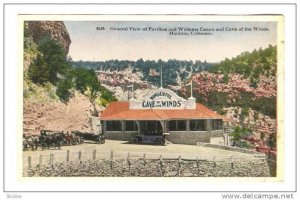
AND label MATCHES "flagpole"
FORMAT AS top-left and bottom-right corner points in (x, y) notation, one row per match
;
(191, 80), (193, 98)
(127, 85), (134, 100)
(191, 65), (193, 97)
(160, 65), (163, 88)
